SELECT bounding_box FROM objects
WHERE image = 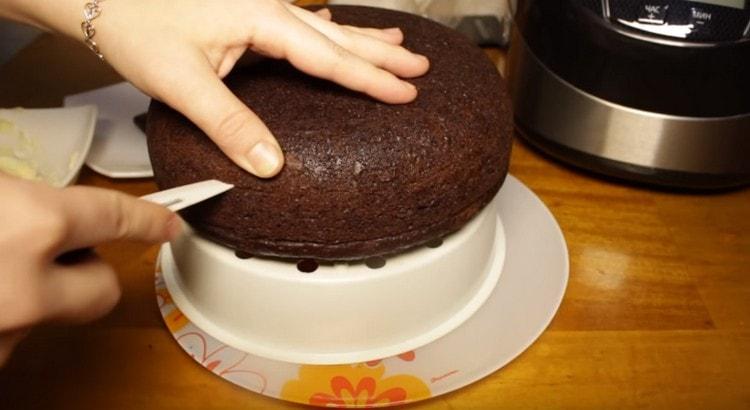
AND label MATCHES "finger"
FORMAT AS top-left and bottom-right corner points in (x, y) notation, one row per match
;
(256, 9), (418, 104)
(56, 185), (179, 253)
(285, 5), (428, 78)
(345, 26), (404, 45)
(322, 26), (427, 78)
(44, 254), (120, 324)
(300, 5), (403, 44)
(155, 55), (284, 177)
